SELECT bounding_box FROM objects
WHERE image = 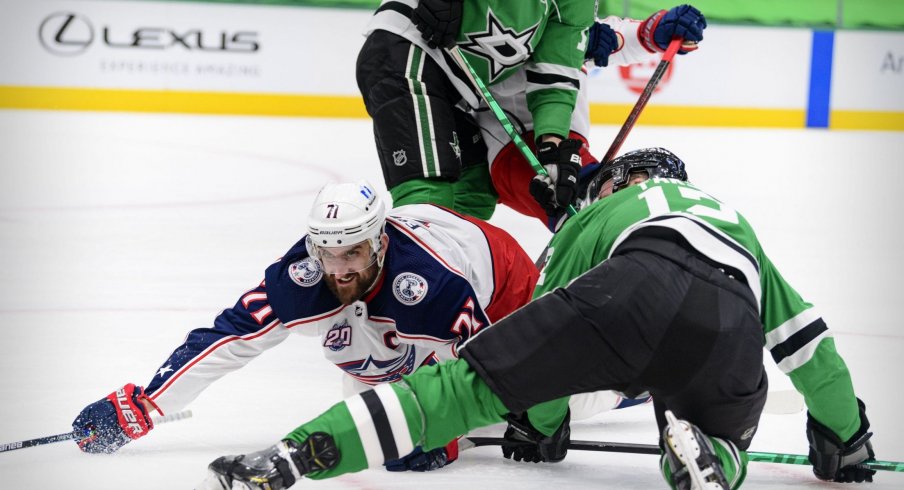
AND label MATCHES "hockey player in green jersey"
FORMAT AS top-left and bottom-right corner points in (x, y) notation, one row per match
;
(358, 0), (706, 227)
(199, 148), (876, 490)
